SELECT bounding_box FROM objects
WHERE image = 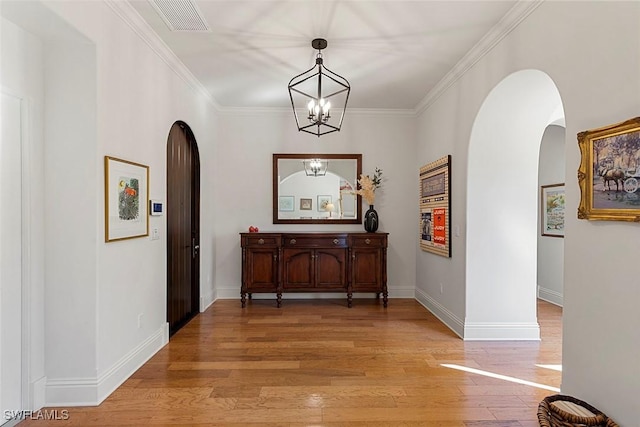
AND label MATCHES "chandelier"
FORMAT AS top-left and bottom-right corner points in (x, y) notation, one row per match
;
(303, 159), (328, 177)
(288, 38), (351, 137)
